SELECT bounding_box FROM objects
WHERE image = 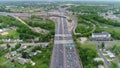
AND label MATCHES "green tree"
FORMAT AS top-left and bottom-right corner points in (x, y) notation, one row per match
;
(6, 44), (10, 49)
(101, 42), (105, 50)
(22, 52), (29, 58)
